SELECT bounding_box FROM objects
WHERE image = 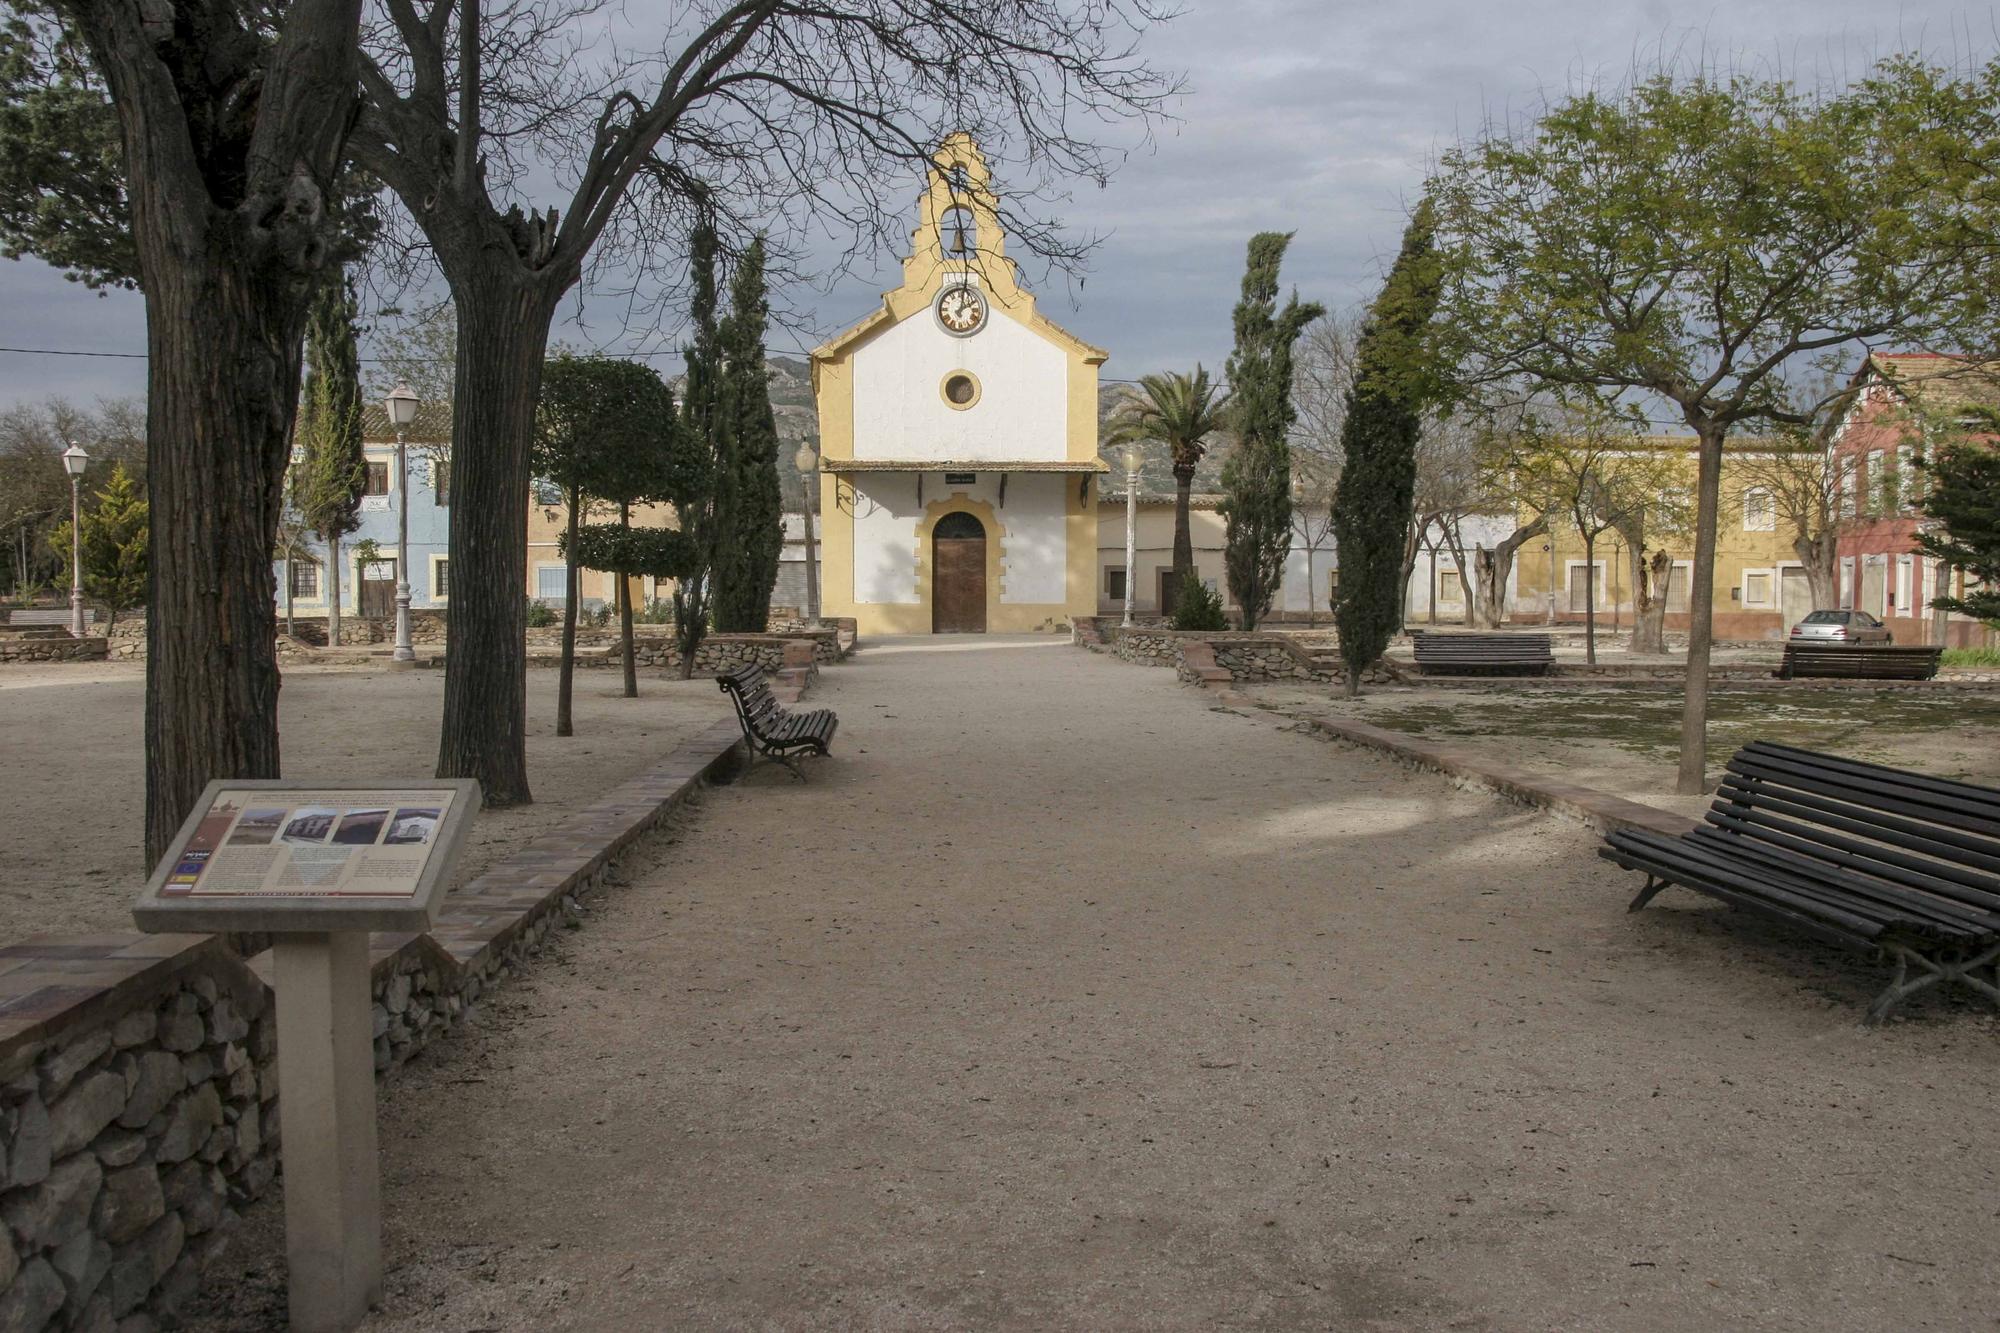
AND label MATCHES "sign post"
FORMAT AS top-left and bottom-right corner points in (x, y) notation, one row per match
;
(134, 779), (479, 1333)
